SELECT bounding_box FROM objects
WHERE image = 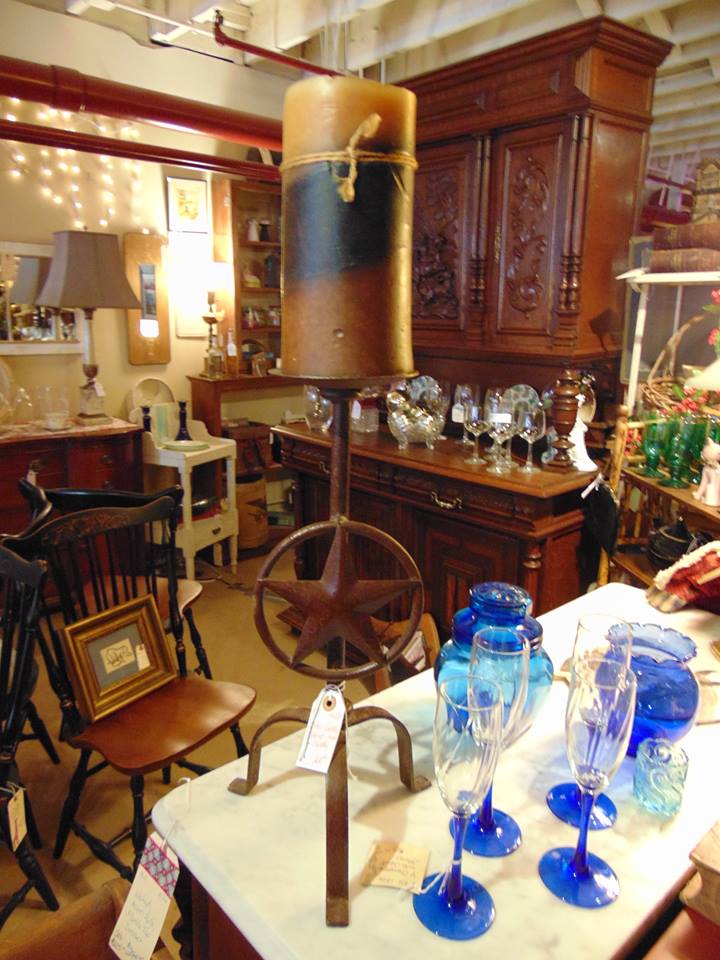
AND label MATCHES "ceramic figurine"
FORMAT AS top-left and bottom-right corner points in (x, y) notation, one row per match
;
(694, 437), (720, 507)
